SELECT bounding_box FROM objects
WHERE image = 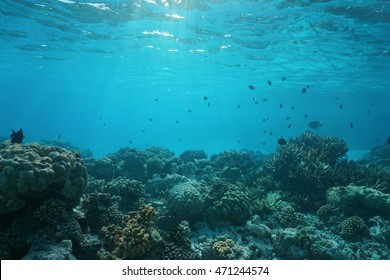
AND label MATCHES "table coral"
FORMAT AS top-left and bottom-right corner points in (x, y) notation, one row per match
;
(0, 142), (87, 213)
